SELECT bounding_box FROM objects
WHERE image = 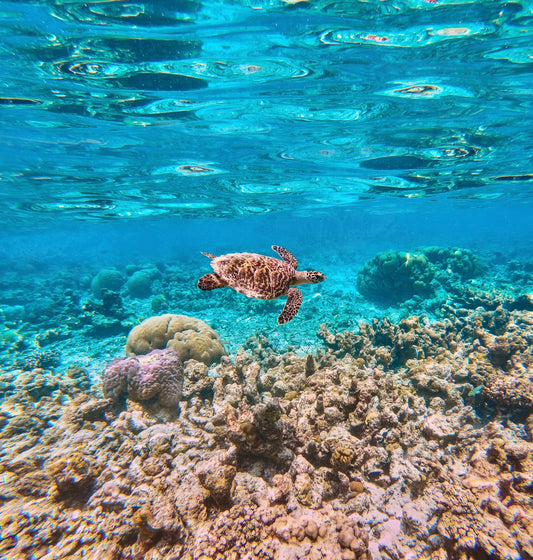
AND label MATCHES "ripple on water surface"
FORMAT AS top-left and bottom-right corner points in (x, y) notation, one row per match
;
(0, 0), (532, 227)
